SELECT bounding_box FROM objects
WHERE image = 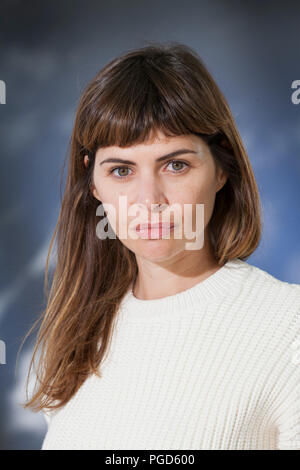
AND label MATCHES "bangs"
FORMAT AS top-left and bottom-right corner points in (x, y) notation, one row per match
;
(77, 52), (220, 154)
